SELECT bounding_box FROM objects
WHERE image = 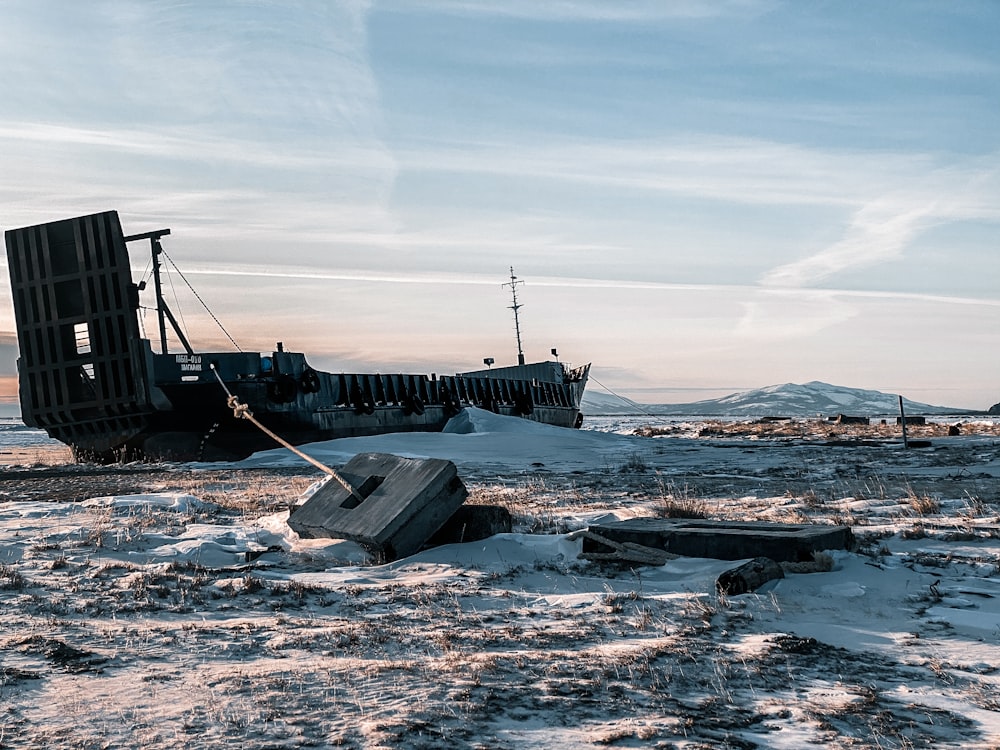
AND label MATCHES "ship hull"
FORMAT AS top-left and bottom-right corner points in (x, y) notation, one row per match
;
(99, 402), (585, 463)
(64, 360), (589, 463)
(5, 210), (590, 464)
